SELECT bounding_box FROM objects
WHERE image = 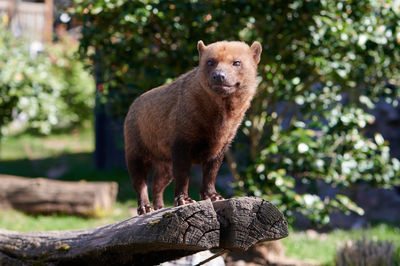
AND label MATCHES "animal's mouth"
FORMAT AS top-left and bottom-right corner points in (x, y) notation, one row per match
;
(212, 85), (233, 90)
(210, 83), (239, 96)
